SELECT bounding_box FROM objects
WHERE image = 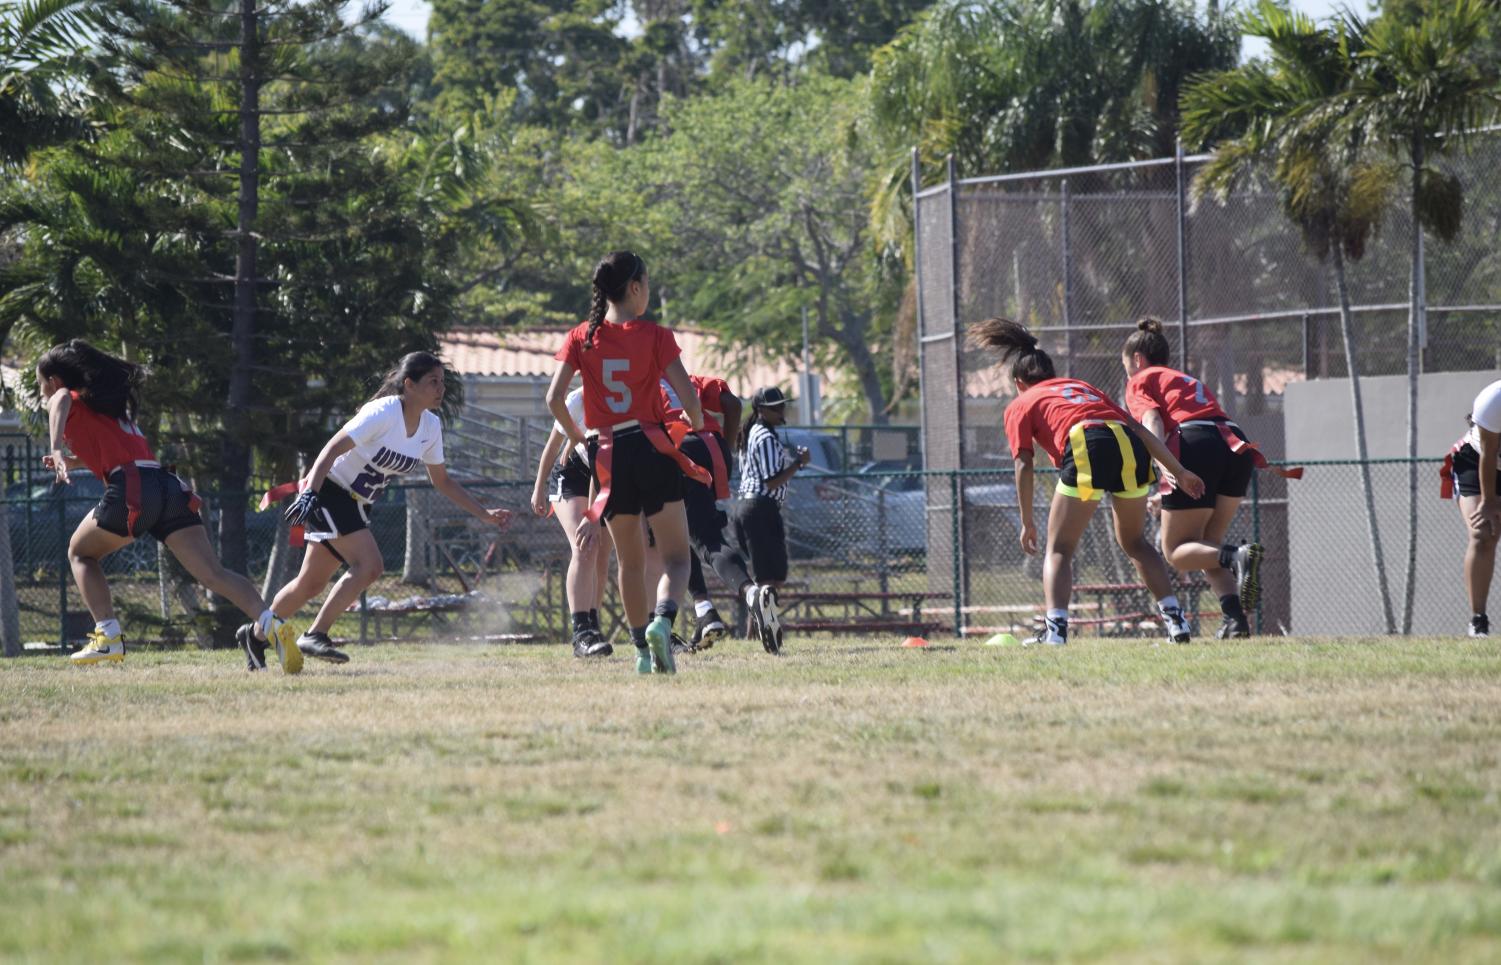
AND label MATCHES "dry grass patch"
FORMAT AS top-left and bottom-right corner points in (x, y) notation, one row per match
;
(1, 637), (1500, 961)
